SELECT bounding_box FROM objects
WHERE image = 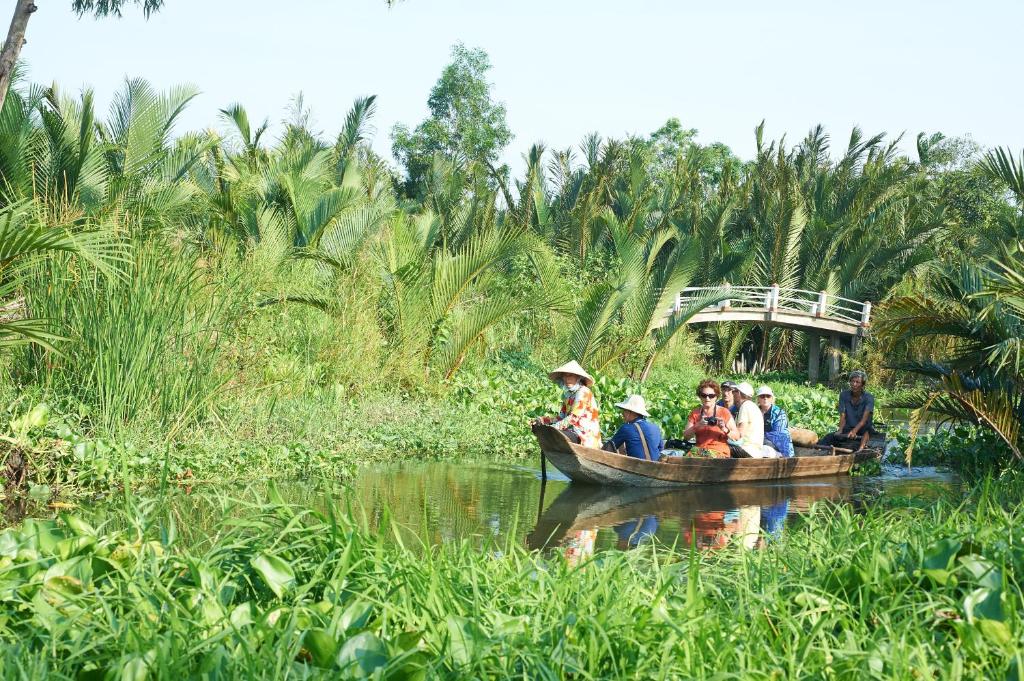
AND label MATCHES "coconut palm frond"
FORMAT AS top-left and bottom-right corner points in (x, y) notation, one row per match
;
(980, 147), (1024, 204)
(901, 371), (1023, 464)
(0, 202), (124, 277)
(436, 292), (543, 379)
(0, 317), (66, 352)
